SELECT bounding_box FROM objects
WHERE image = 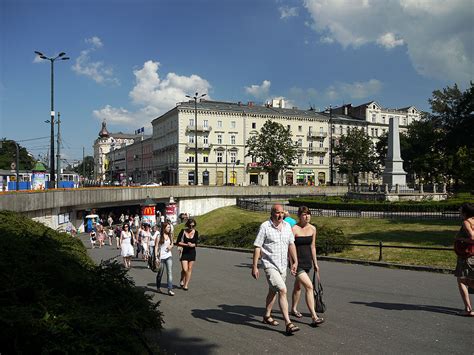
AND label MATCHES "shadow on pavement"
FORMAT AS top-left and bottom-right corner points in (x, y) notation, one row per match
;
(146, 327), (218, 355)
(351, 301), (460, 315)
(191, 304), (286, 335)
